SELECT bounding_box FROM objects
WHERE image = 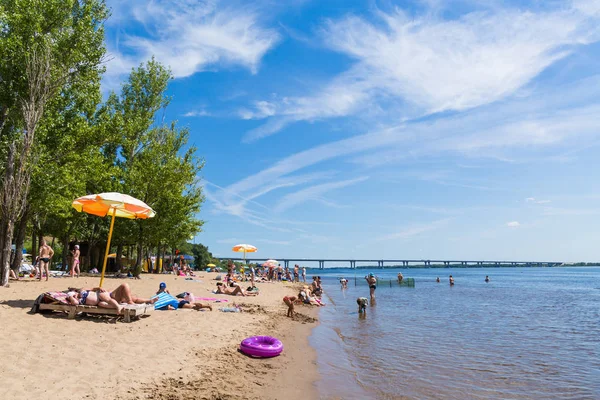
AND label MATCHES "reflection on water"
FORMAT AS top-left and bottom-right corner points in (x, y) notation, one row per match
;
(311, 267), (600, 400)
